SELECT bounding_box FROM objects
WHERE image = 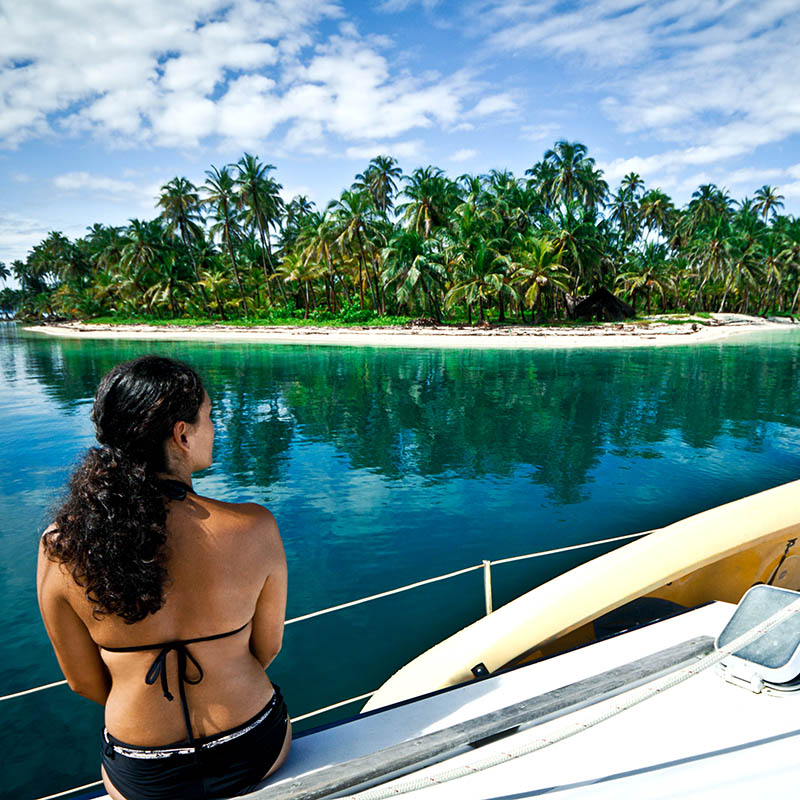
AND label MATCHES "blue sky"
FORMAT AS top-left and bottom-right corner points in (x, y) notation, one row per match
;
(2, 0), (800, 268)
